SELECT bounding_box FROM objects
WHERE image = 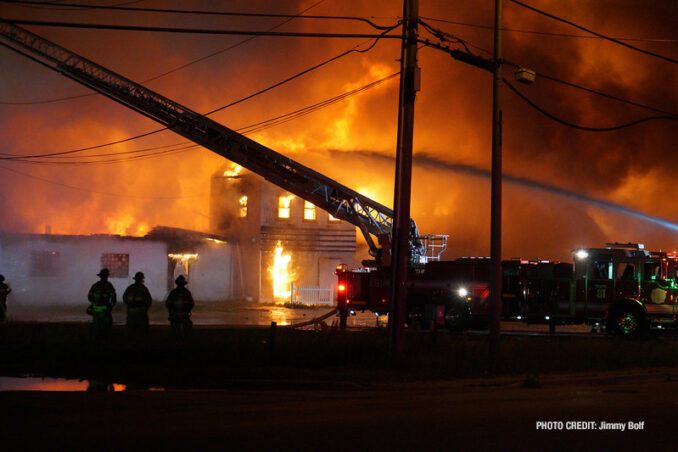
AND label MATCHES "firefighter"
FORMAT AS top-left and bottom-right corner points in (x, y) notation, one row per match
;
(165, 275), (194, 338)
(87, 268), (117, 342)
(122, 271), (152, 340)
(0, 275), (11, 322)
